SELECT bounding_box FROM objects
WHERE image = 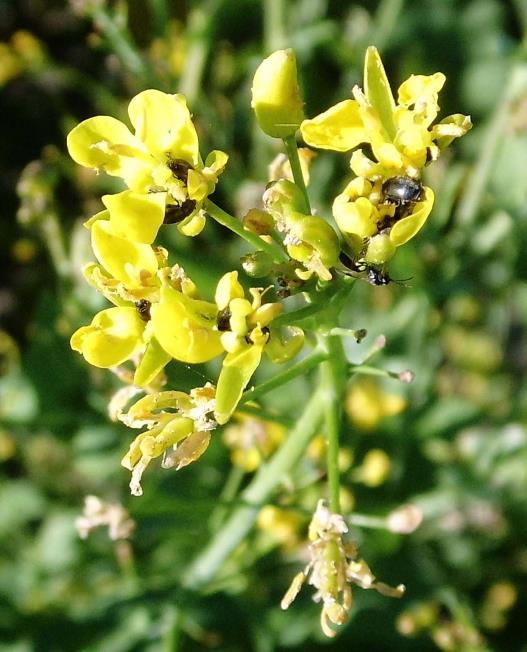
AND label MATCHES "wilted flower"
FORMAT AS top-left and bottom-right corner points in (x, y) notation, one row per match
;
(281, 500), (405, 638)
(120, 385), (217, 496)
(76, 495), (135, 540)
